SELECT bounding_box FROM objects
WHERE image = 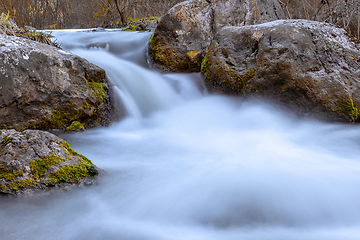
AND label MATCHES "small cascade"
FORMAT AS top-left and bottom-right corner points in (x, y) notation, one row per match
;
(51, 30), (205, 118)
(2, 29), (360, 240)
